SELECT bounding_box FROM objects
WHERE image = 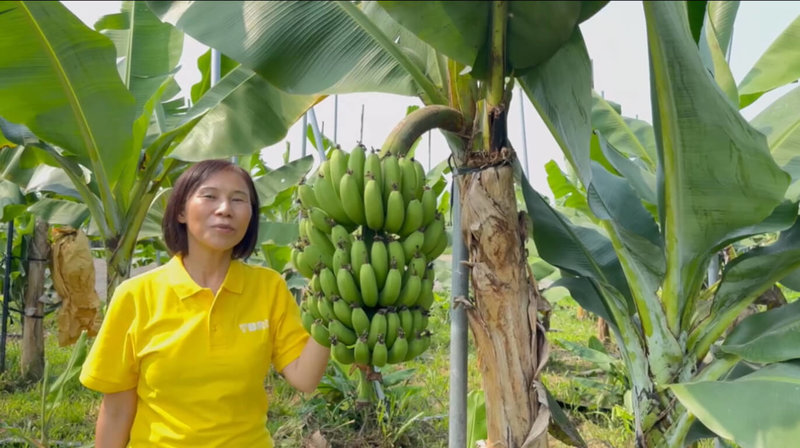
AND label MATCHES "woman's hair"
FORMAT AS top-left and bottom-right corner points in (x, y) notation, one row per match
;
(162, 159), (260, 259)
